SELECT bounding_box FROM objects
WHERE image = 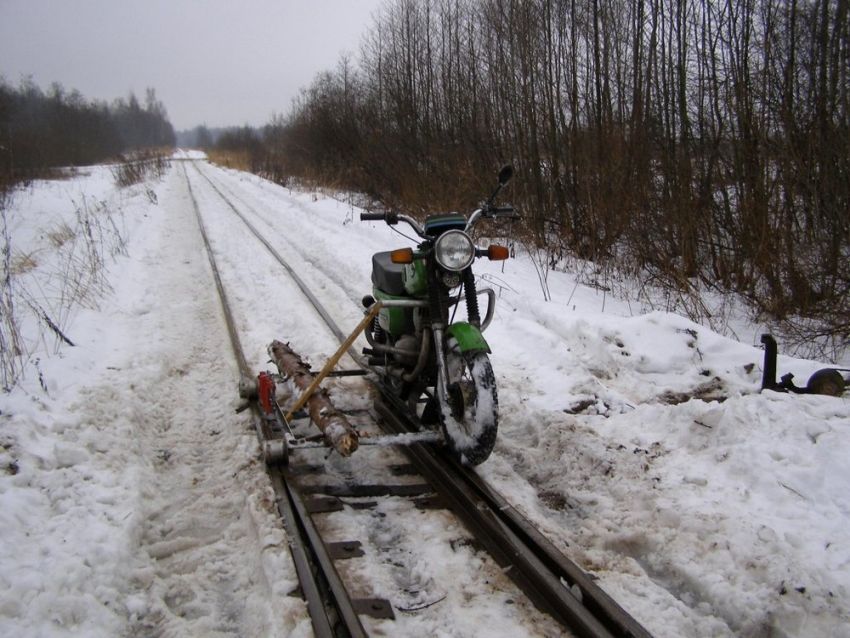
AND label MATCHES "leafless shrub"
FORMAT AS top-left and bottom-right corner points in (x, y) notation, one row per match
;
(112, 159), (146, 187)
(769, 316), (850, 364)
(261, 0), (848, 361)
(111, 151), (171, 188)
(49, 198), (123, 318)
(524, 240), (553, 302)
(1, 190), (131, 388)
(1, 203), (23, 390)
